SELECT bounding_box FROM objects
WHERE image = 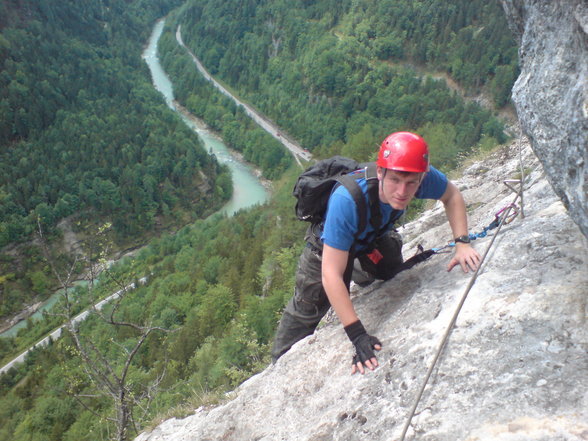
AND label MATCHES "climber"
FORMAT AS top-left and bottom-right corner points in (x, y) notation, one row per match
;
(271, 131), (482, 374)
